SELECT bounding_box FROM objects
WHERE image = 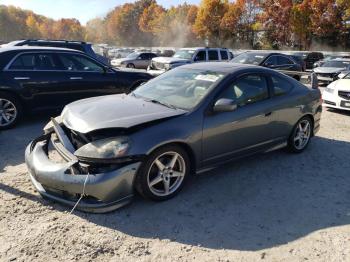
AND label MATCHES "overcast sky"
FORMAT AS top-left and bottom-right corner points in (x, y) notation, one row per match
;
(0, 0), (202, 25)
